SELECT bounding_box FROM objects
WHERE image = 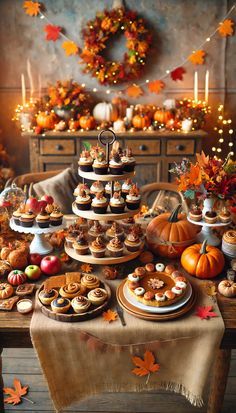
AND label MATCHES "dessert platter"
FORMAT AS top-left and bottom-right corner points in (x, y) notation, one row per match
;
(117, 263), (197, 321)
(37, 272), (111, 322)
(65, 129), (144, 265)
